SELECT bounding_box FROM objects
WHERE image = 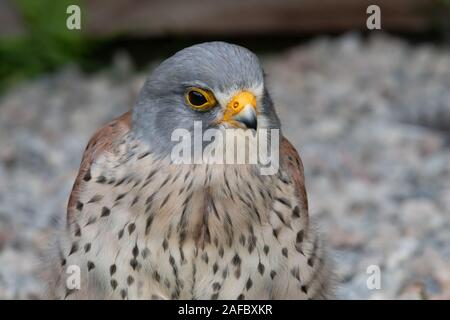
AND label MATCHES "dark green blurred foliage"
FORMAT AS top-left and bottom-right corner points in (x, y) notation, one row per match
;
(0, 0), (87, 91)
